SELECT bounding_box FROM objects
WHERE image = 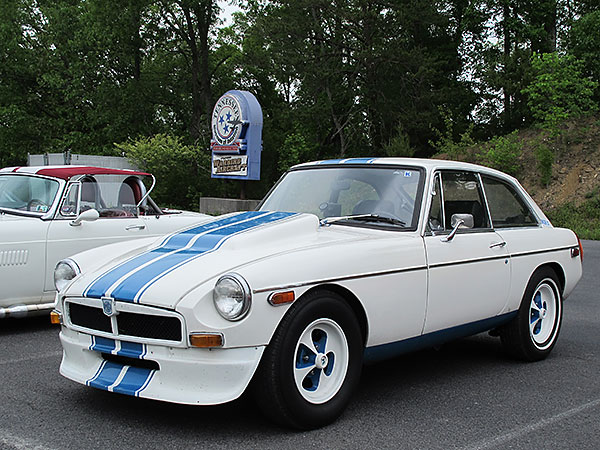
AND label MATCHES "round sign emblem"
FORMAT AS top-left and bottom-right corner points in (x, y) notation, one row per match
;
(211, 94), (243, 146)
